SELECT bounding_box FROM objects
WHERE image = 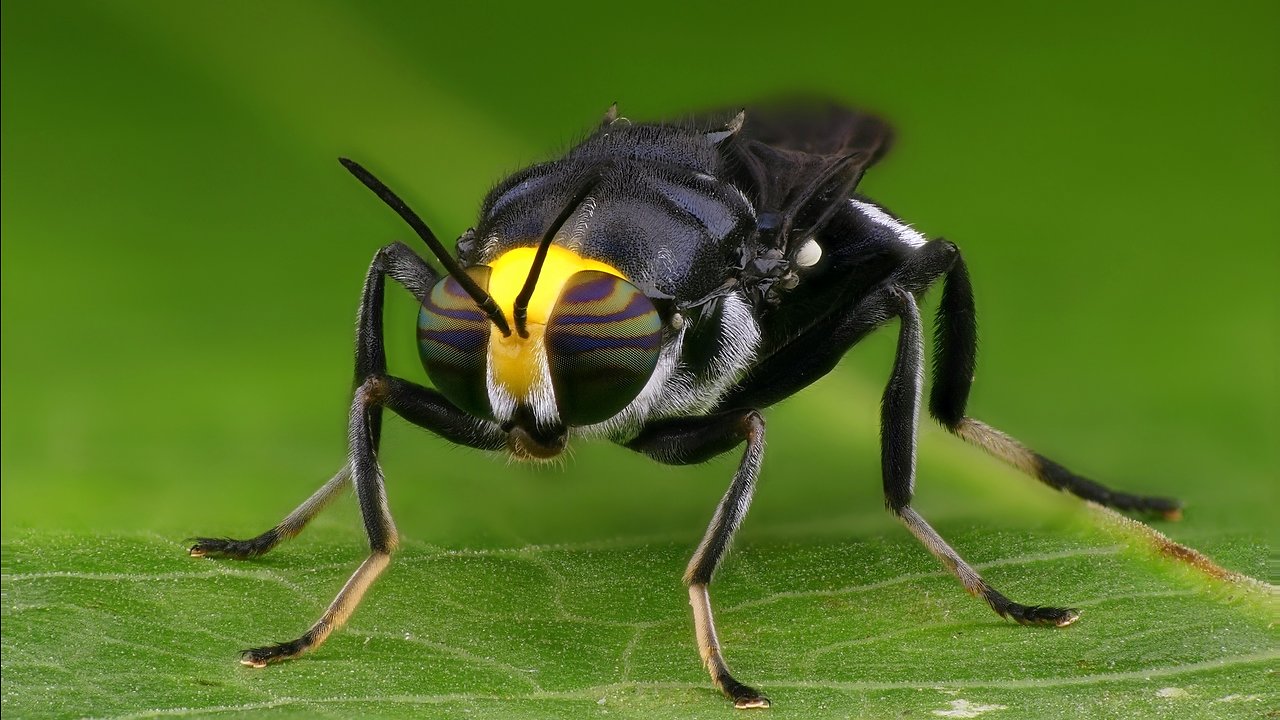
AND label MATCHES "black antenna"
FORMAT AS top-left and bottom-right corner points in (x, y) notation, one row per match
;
(512, 178), (600, 338)
(339, 158), (512, 337)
